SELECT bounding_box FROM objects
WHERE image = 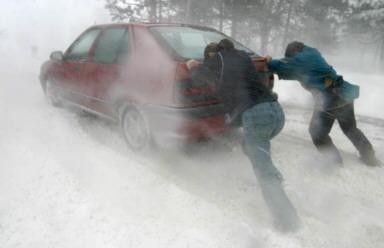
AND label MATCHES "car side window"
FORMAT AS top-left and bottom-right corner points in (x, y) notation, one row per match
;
(93, 28), (129, 64)
(65, 29), (100, 61)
